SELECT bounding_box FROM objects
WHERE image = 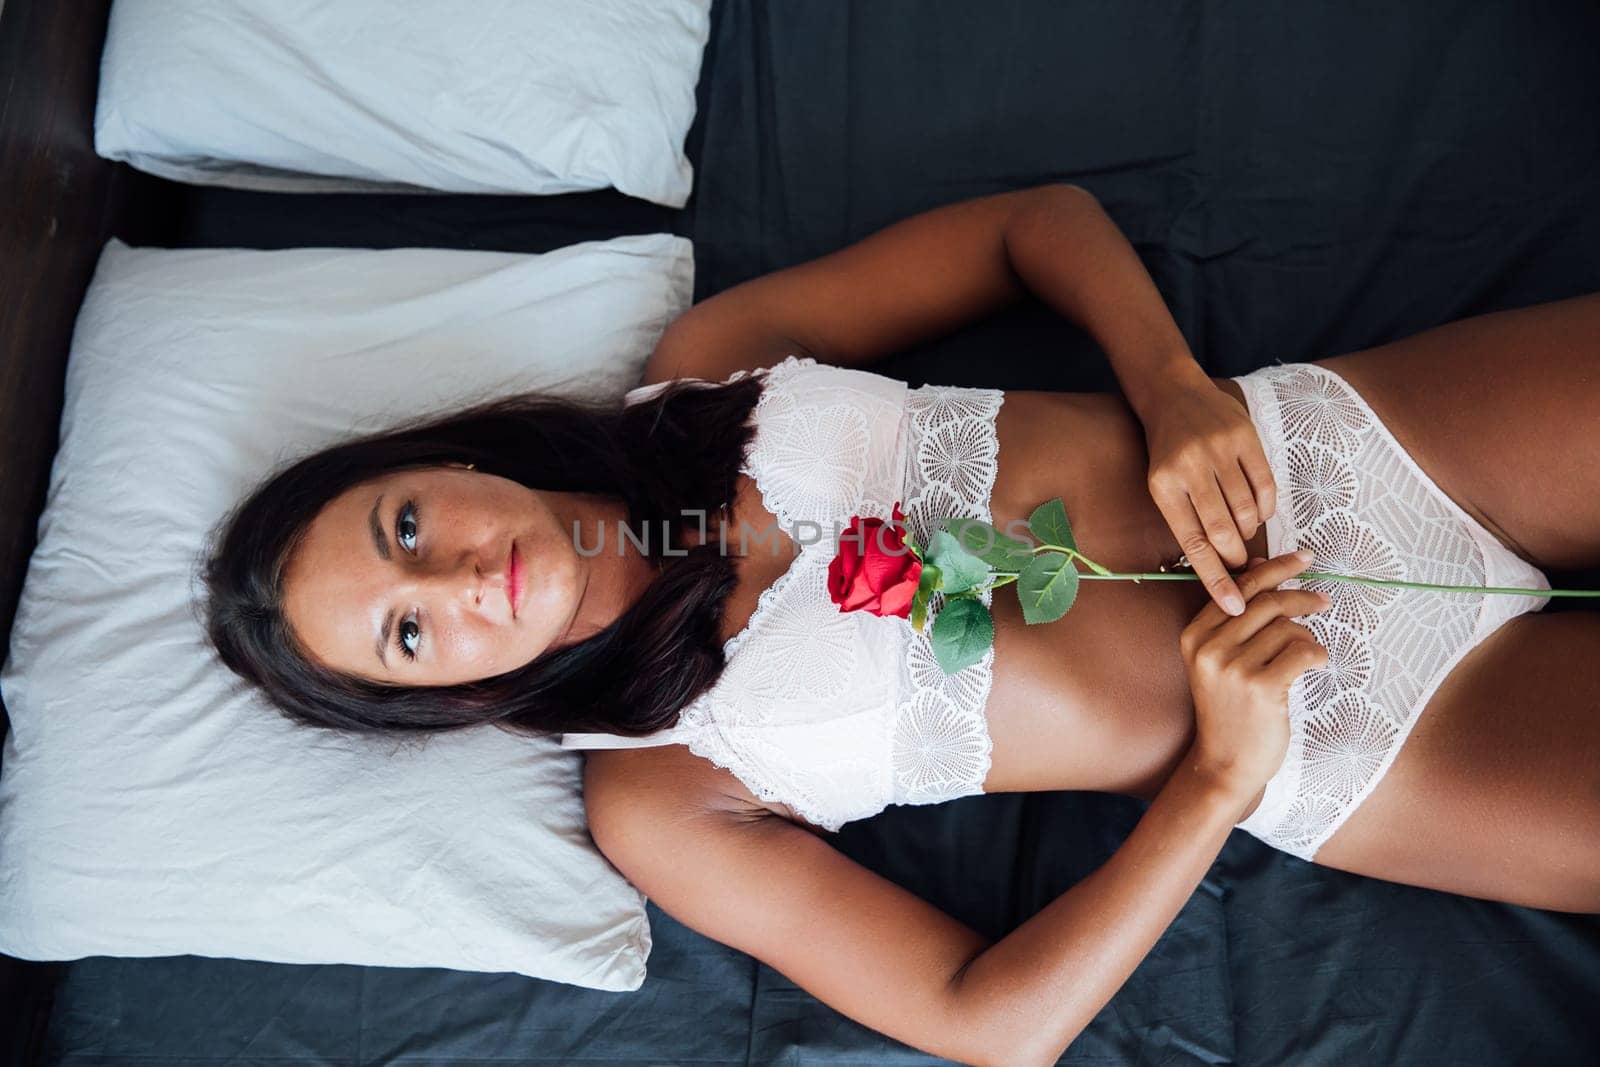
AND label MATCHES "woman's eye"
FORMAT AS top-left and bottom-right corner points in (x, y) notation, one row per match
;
(398, 500), (419, 554)
(398, 615), (420, 661)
